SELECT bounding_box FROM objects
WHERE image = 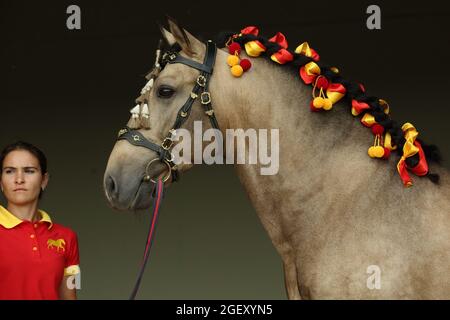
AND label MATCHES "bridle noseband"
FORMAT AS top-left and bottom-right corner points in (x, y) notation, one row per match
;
(117, 40), (219, 183)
